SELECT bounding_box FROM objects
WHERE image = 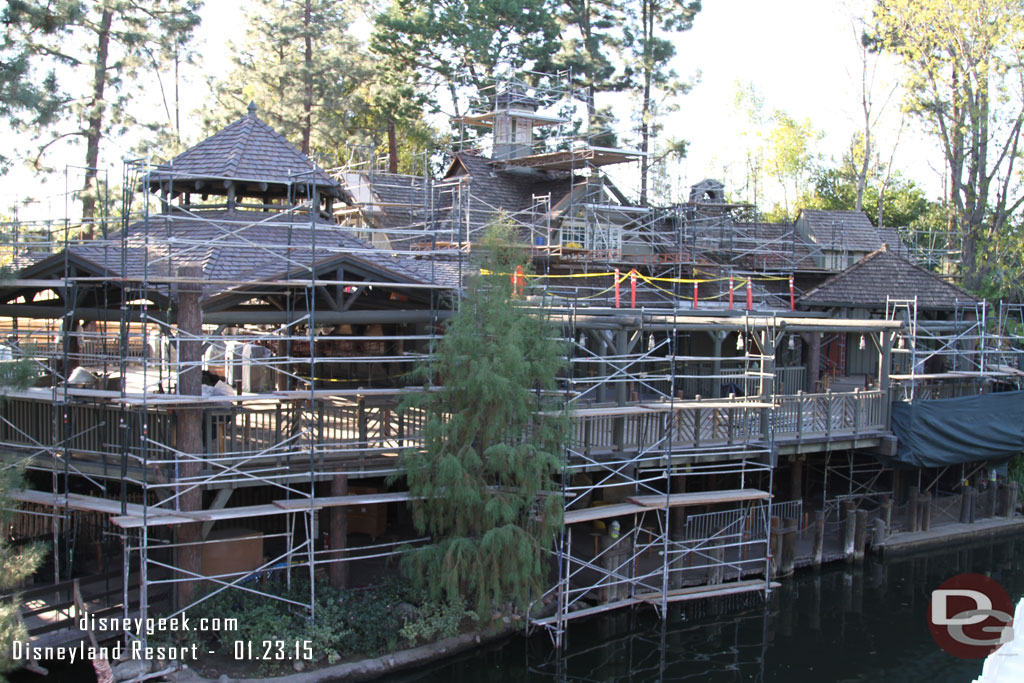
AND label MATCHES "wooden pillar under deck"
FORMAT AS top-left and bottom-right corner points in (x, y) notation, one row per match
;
(329, 474), (349, 588)
(174, 265), (203, 610)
